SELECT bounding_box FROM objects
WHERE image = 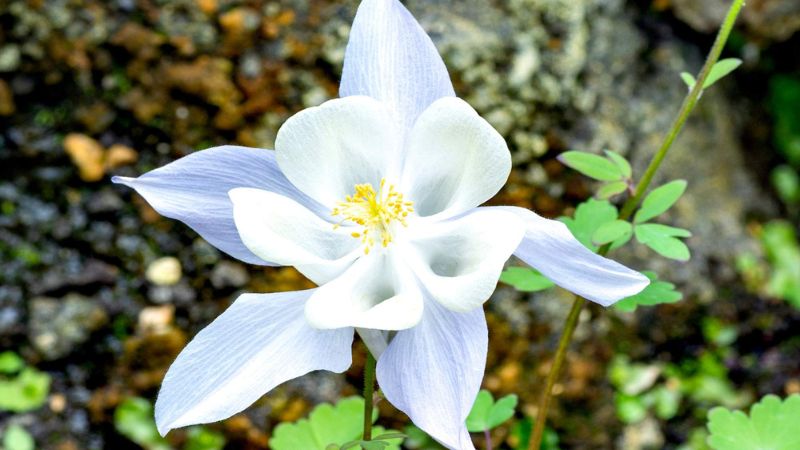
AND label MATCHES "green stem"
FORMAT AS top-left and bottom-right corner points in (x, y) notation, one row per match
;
(363, 351), (377, 441)
(528, 296), (585, 449)
(528, 1), (745, 448)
